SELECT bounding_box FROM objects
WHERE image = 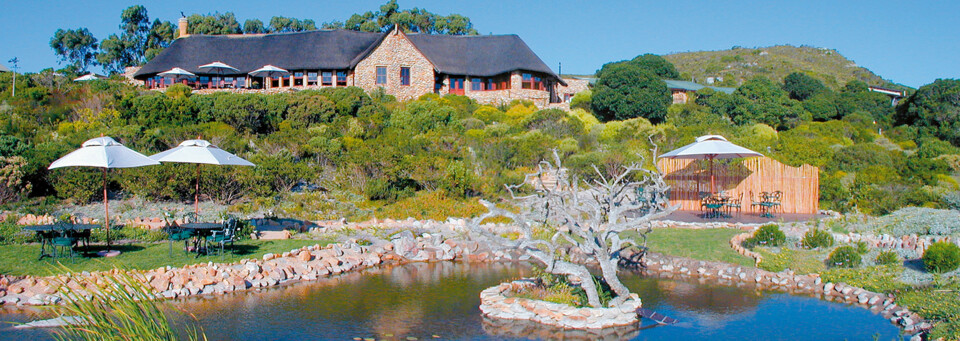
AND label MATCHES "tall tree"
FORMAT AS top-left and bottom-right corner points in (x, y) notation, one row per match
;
(343, 0), (477, 35)
(268, 16), (317, 33)
(243, 19), (266, 34)
(591, 62), (670, 123)
(144, 19), (175, 61)
(120, 5), (151, 53)
(184, 12), (242, 35)
(50, 28), (99, 72)
(97, 34), (137, 74)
